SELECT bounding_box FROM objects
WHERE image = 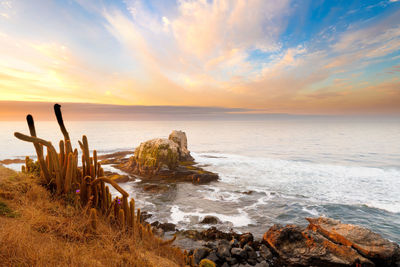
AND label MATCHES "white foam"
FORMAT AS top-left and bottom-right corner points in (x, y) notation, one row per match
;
(169, 205), (254, 227)
(301, 206), (320, 216)
(195, 152), (400, 214)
